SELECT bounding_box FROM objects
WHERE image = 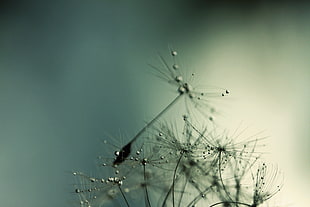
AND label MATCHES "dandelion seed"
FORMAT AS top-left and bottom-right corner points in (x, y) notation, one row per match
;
(114, 49), (229, 166)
